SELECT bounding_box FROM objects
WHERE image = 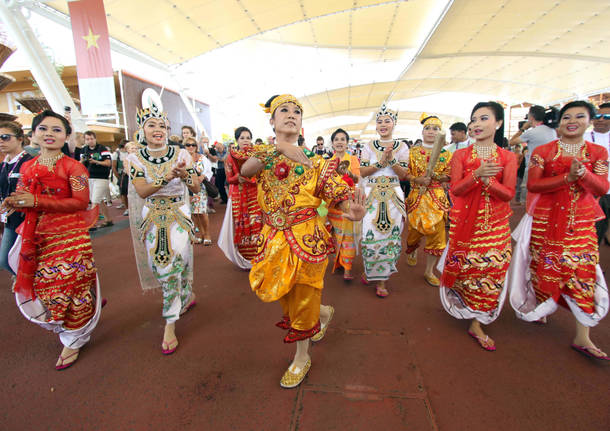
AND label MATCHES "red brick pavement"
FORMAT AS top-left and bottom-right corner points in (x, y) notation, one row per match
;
(0, 202), (608, 430)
